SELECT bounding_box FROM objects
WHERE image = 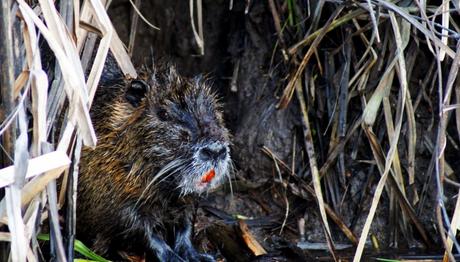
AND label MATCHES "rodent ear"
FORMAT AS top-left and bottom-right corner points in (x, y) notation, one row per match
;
(126, 80), (150, 107)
